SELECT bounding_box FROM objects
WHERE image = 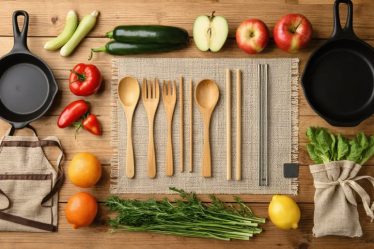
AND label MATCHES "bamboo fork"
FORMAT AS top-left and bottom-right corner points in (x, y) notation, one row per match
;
(162, 80), (177, 176)
(179, 76), (184, 172)
(142, 78), (160, 178)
